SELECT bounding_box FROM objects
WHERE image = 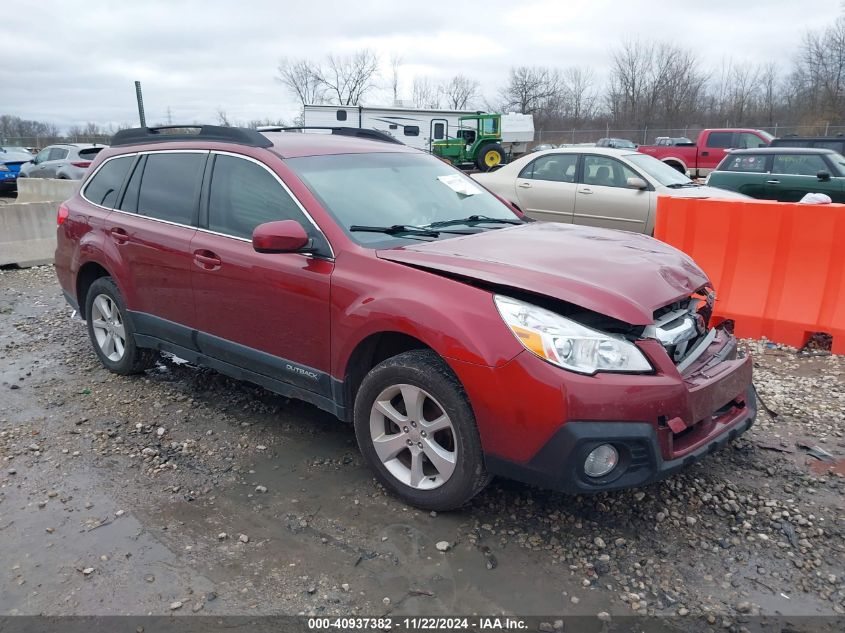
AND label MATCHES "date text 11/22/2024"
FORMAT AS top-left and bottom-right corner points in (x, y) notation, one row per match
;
(308, 616), (529, 630)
